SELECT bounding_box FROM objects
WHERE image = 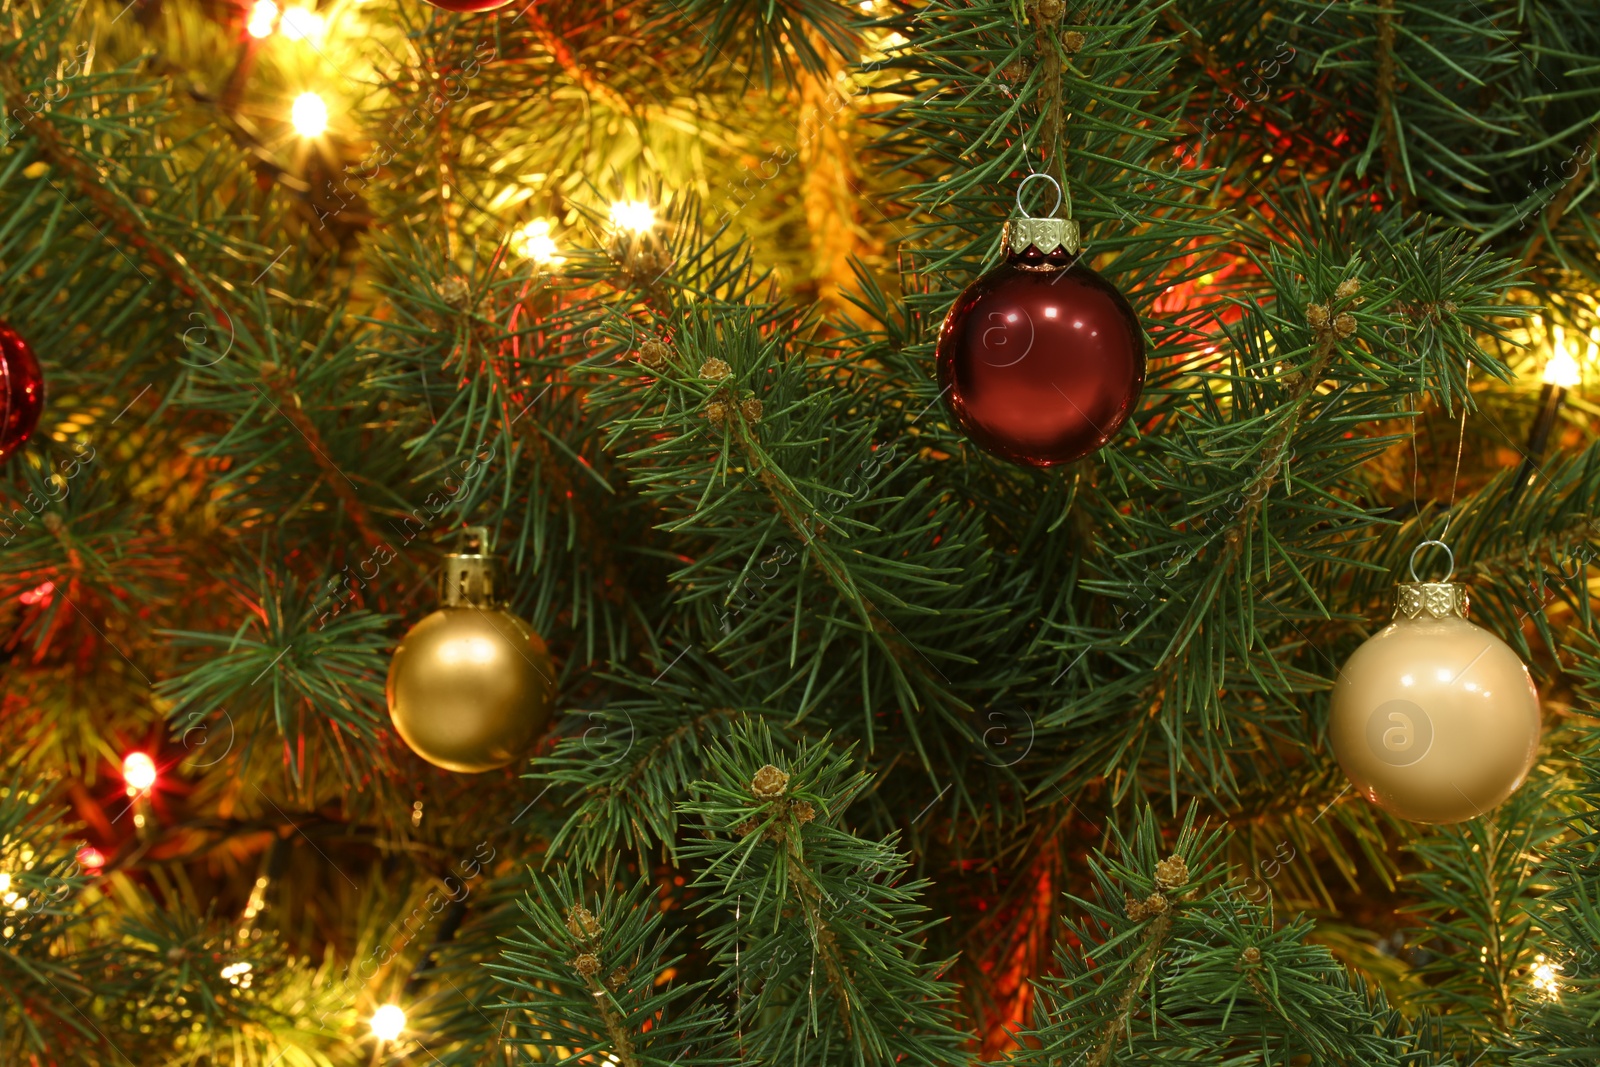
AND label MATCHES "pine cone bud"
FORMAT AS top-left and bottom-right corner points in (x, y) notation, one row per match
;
(606, 966), (630, 991)
(437, 276), (471, 308)
(1305, 303), (1330, 329)
(573, 952), (601, 978)
(1144, 892), (1169, 915)
(1124, 892), (1148, 921)
(751, 764), (790, 799)
(1028, 0), (1065, 23)
(637, 339), (670, 369)
(1241, 945), (1262, 964)
(1062, 30), (1086, 52)
(1334, 278), (1361, 300)
(740, 397), (764, 423)
(1442, 300), (1459, 314)
(792, 801), (816, 823)
(1154, 855), (1189, 891)
(566, 904), (602, 941)
(705, 400), (728, 426)
(699, 357), (732, 382)
(1333, 313), (1357, 339)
